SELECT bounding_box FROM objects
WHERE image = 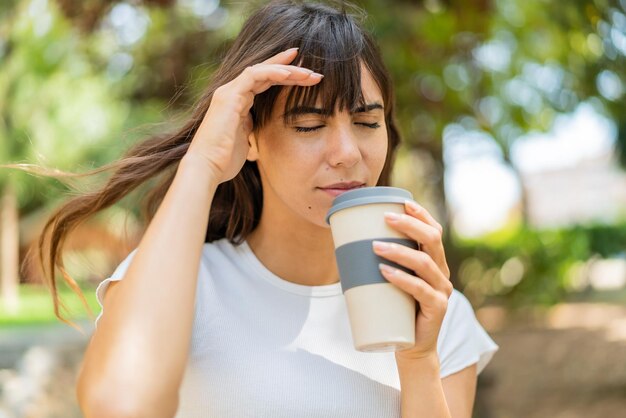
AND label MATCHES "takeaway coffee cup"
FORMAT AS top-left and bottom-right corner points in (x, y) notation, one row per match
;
(325, 186), (420, 353)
